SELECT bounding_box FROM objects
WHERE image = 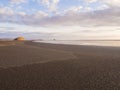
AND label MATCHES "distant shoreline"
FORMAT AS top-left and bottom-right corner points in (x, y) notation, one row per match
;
(34, 40), (120, 47)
